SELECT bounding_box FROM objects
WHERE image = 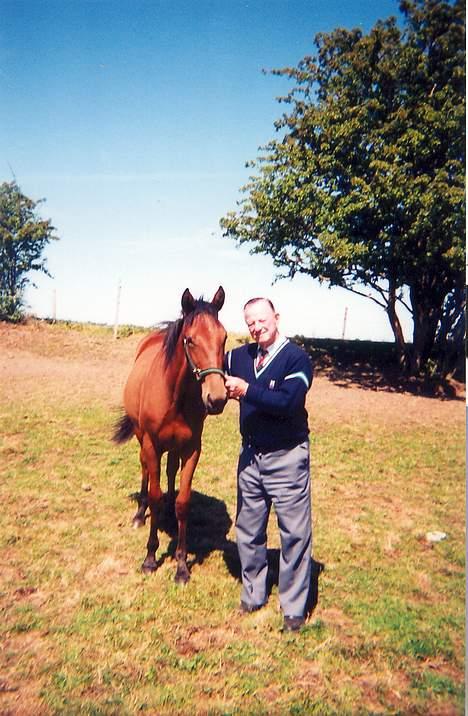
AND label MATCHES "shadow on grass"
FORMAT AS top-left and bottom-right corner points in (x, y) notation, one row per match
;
(292, 336), (464, 400)
(129, 488), (325, 614)
(129, 489), (233, 570)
